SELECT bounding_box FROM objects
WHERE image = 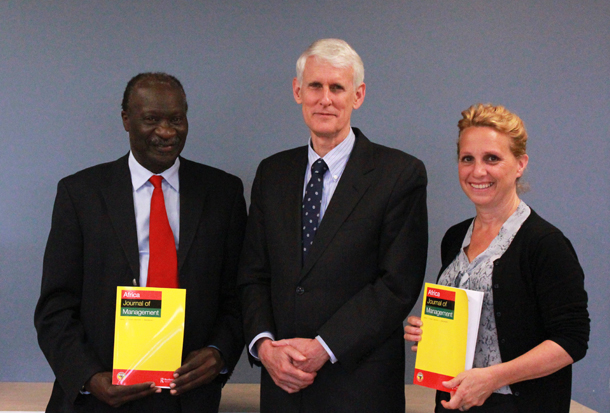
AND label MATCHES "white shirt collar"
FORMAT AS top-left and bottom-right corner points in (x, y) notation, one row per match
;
(307, 128), (355, 178)
(128, 151), (180, 192)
